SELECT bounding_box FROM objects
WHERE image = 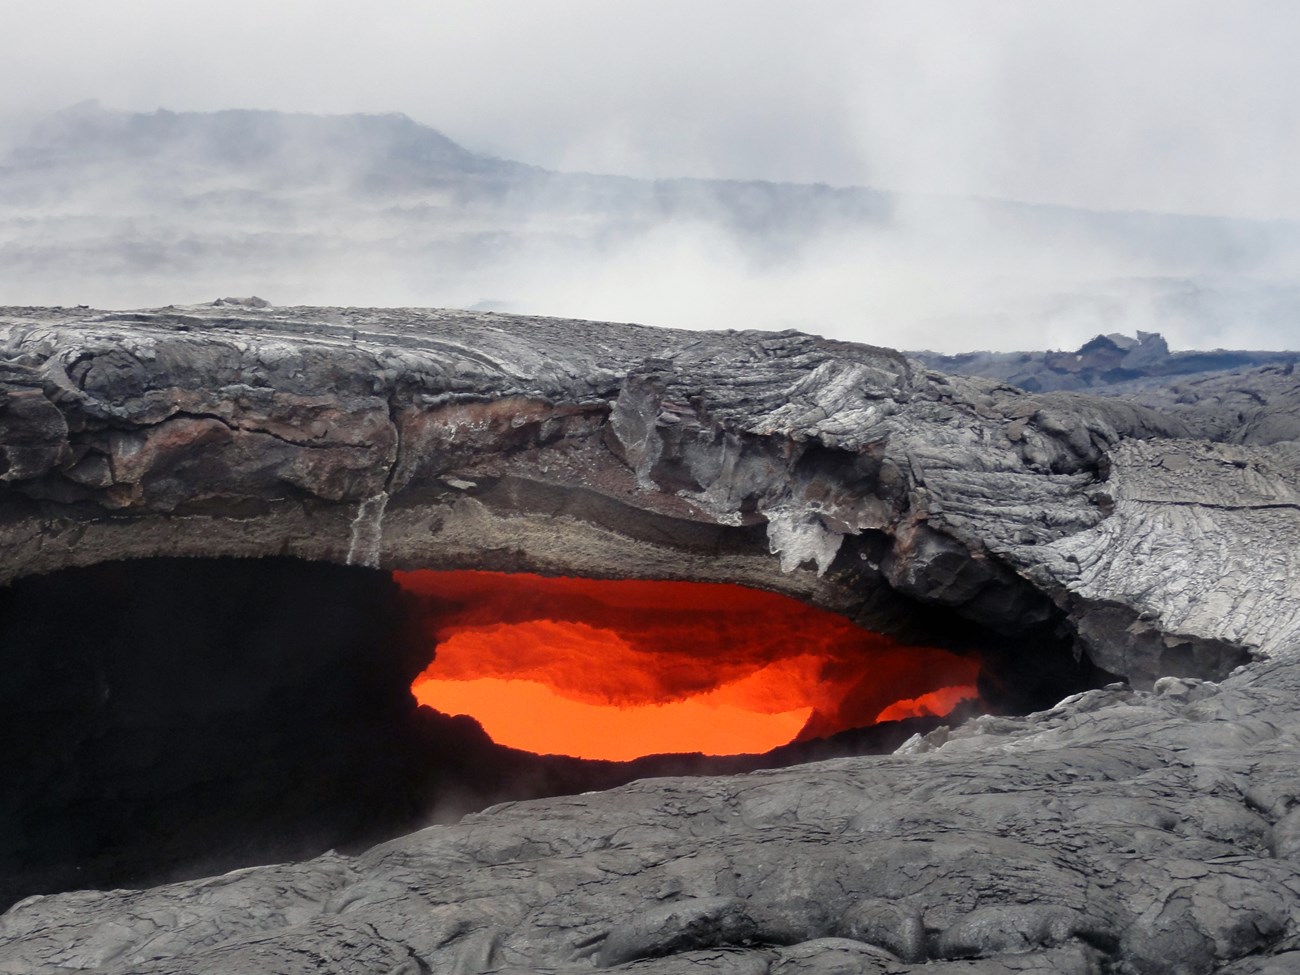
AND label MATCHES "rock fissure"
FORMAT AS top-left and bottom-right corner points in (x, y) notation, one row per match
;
(0, 306), (1297, 972)
(1123, 498), (1300, 512)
